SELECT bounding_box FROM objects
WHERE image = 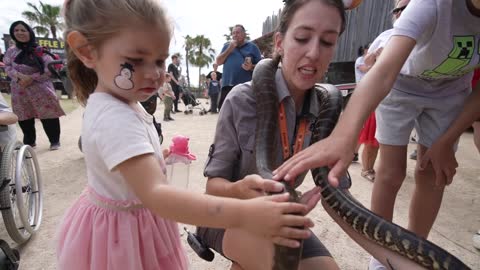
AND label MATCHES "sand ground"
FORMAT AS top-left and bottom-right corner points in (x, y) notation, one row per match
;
(4, 98), (479, 270)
